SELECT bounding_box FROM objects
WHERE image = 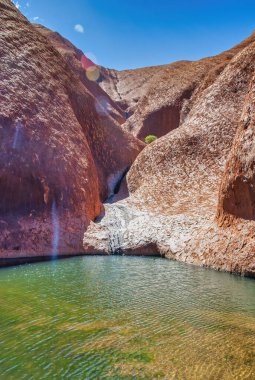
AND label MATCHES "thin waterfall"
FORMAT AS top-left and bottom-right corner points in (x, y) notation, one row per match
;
(51, 200), (60, 259)
(108, 206), (123, 255)
(12, 120), (22, 149)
